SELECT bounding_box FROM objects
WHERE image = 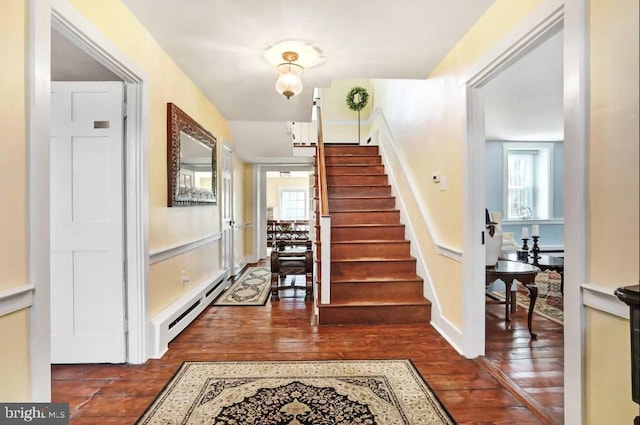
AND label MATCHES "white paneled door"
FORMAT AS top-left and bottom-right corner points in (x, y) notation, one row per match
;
(50, 82), (126, 363)
(221, 145), (234, 276)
